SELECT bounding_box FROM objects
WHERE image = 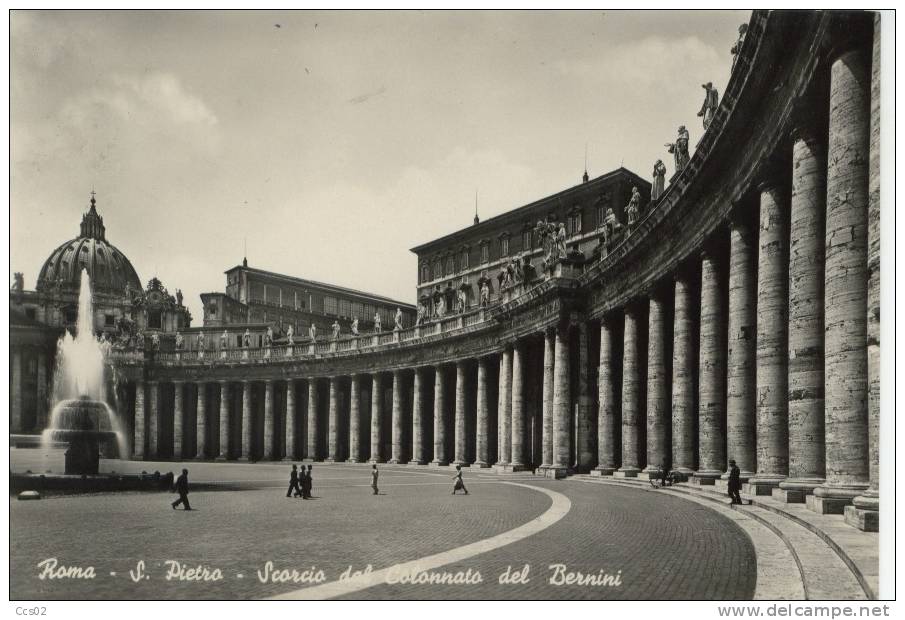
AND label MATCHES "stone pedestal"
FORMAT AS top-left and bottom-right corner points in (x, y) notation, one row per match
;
(614, 469), (639, 479)
(590, 467), (614, 477)
(806, 494), (849, 515)
(772, 487), (808, 504)
(743, 481), (777, 496)
(539, 466), (569, 479)
(844, 505), (879, 532)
